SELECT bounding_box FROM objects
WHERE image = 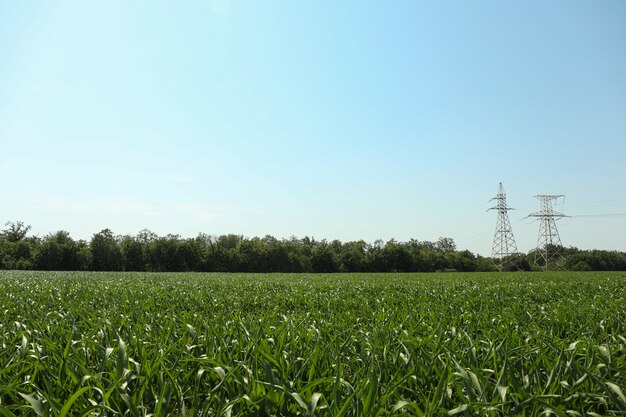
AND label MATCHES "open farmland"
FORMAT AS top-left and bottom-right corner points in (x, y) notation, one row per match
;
(0, 271), (625, 416)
